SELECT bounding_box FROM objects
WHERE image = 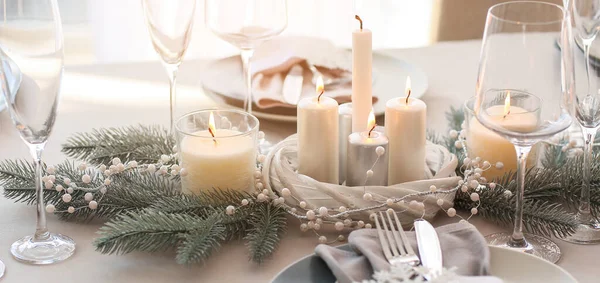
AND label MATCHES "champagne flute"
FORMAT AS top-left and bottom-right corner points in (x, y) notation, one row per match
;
(475, 1), (573, 263)
(564, 0), (600, 244)
(0, 0), (76, 264)
(141, 0), (196, 133)
(205, 0), (288, 115)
